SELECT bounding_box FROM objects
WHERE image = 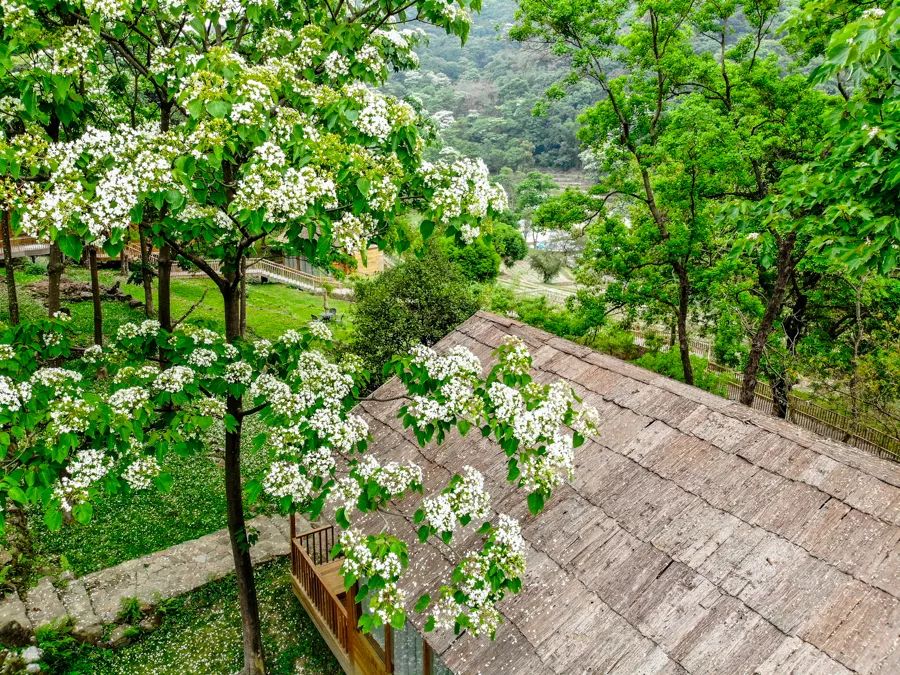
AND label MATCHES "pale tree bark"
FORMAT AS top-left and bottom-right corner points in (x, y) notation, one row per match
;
(2, 210), (19, 325)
